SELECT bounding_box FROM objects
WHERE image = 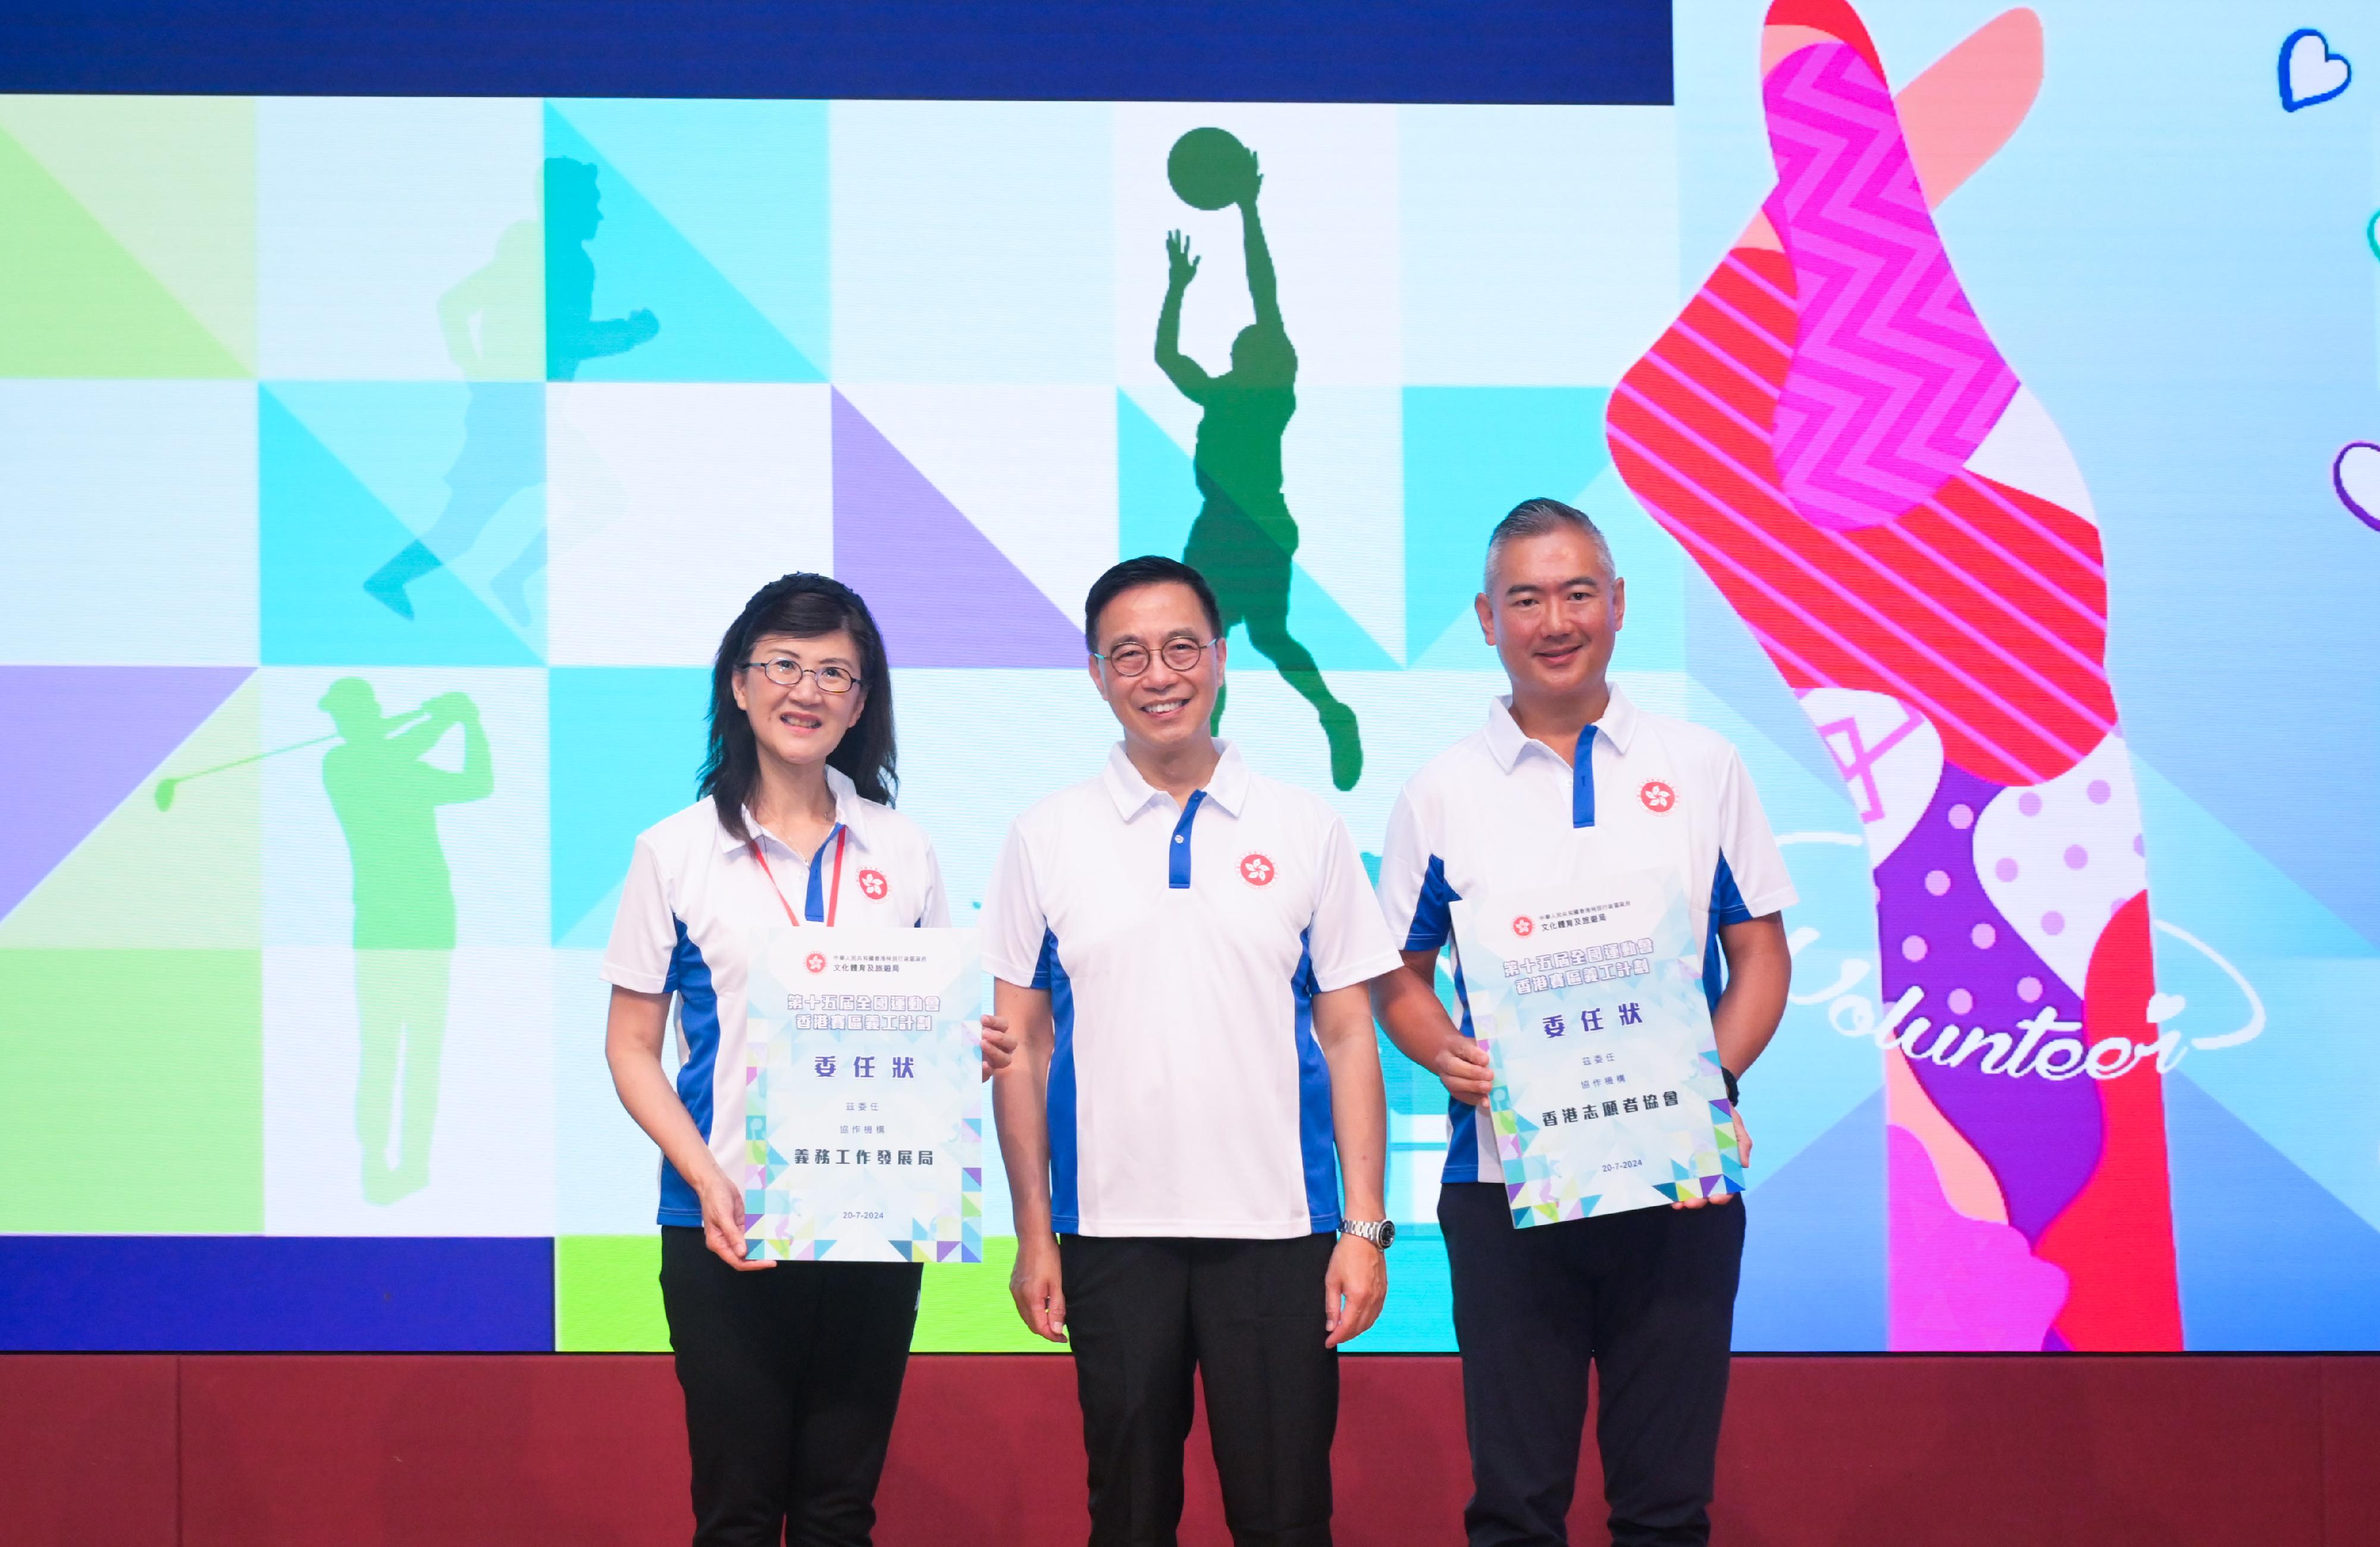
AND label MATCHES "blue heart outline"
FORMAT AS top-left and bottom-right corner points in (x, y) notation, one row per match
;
(2279, 27), (2353, 111)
